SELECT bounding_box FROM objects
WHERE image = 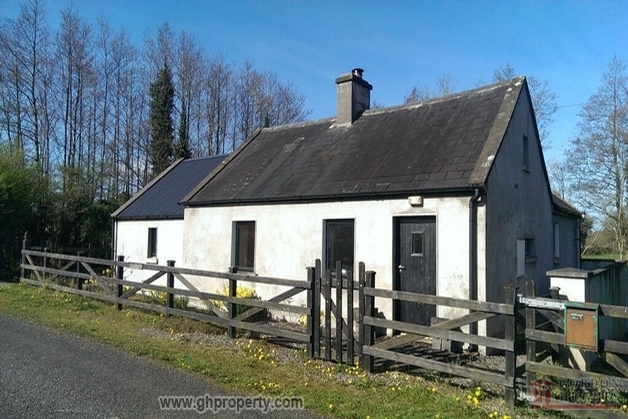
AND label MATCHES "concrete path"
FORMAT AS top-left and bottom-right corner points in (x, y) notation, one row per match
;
(0, 312), (325, 419)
